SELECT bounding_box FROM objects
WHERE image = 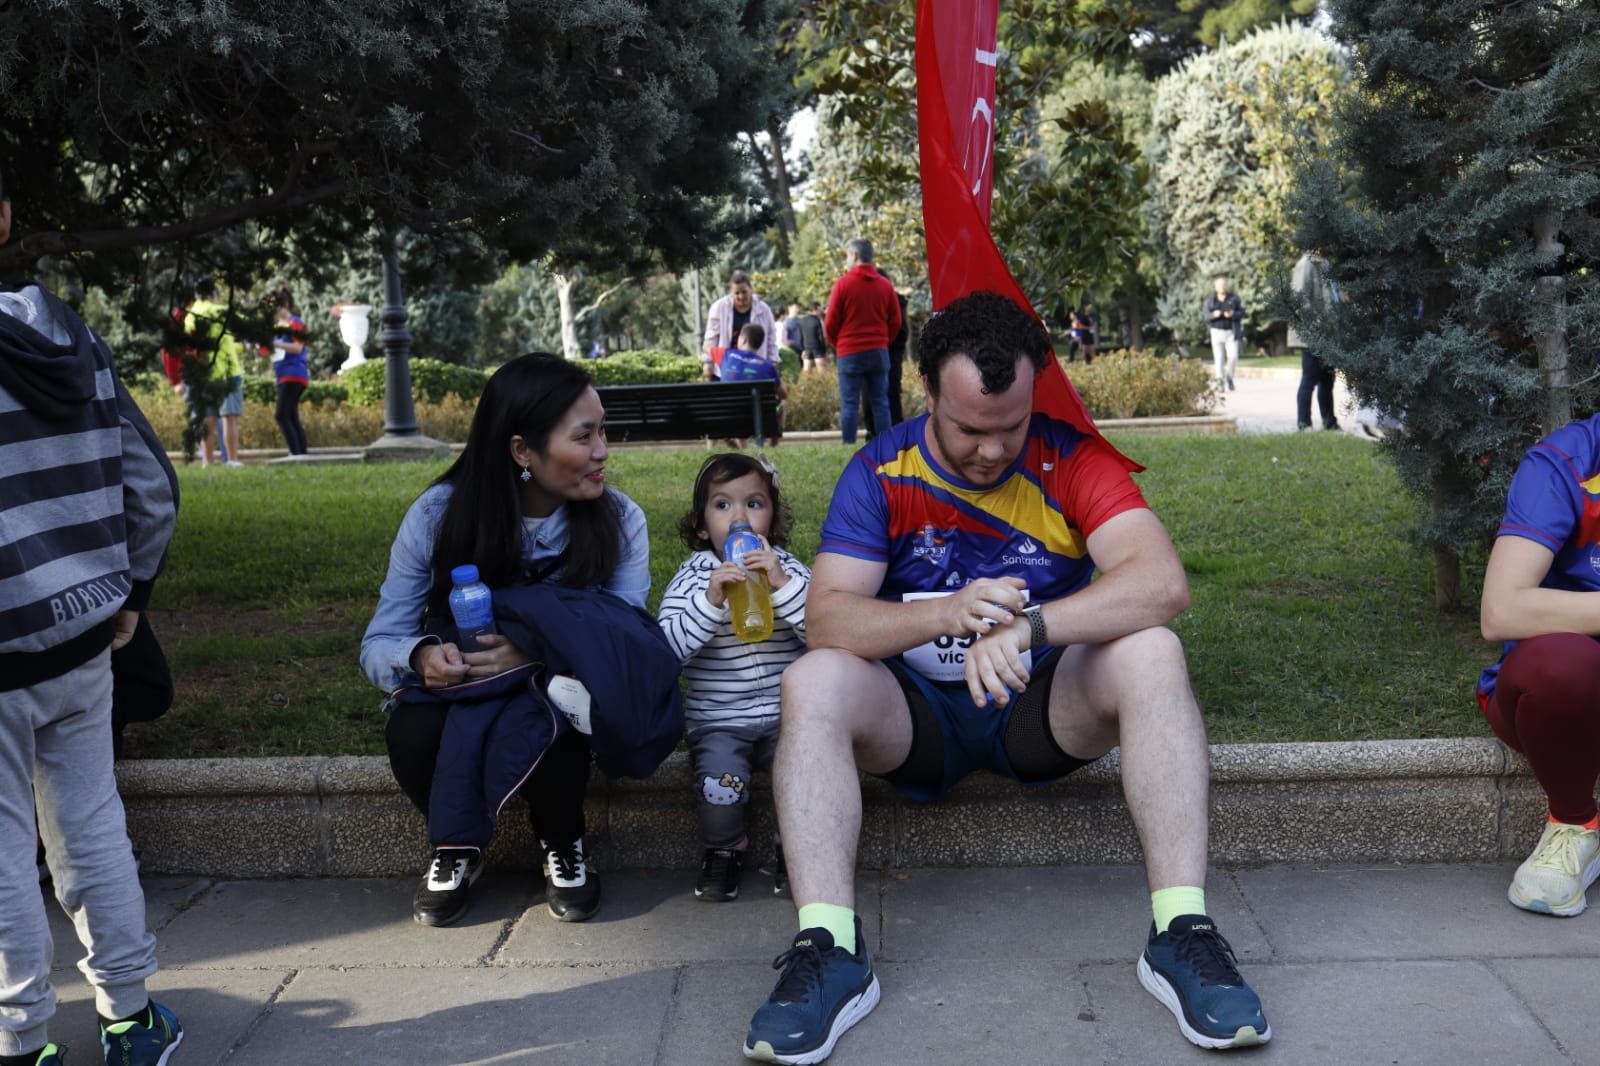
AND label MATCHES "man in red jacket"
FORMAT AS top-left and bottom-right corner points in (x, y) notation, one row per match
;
(824, 239), (903, 445)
